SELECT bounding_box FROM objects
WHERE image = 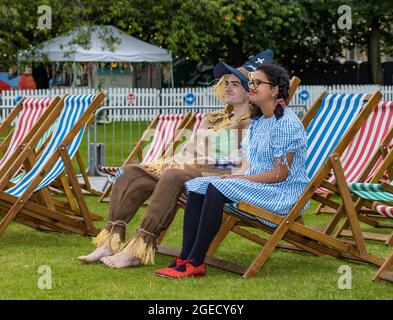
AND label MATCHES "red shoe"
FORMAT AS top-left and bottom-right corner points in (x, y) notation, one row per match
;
(155, 260), (206, 279)
(154, 257), (184, 276)
(168, 256), (184, 268)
